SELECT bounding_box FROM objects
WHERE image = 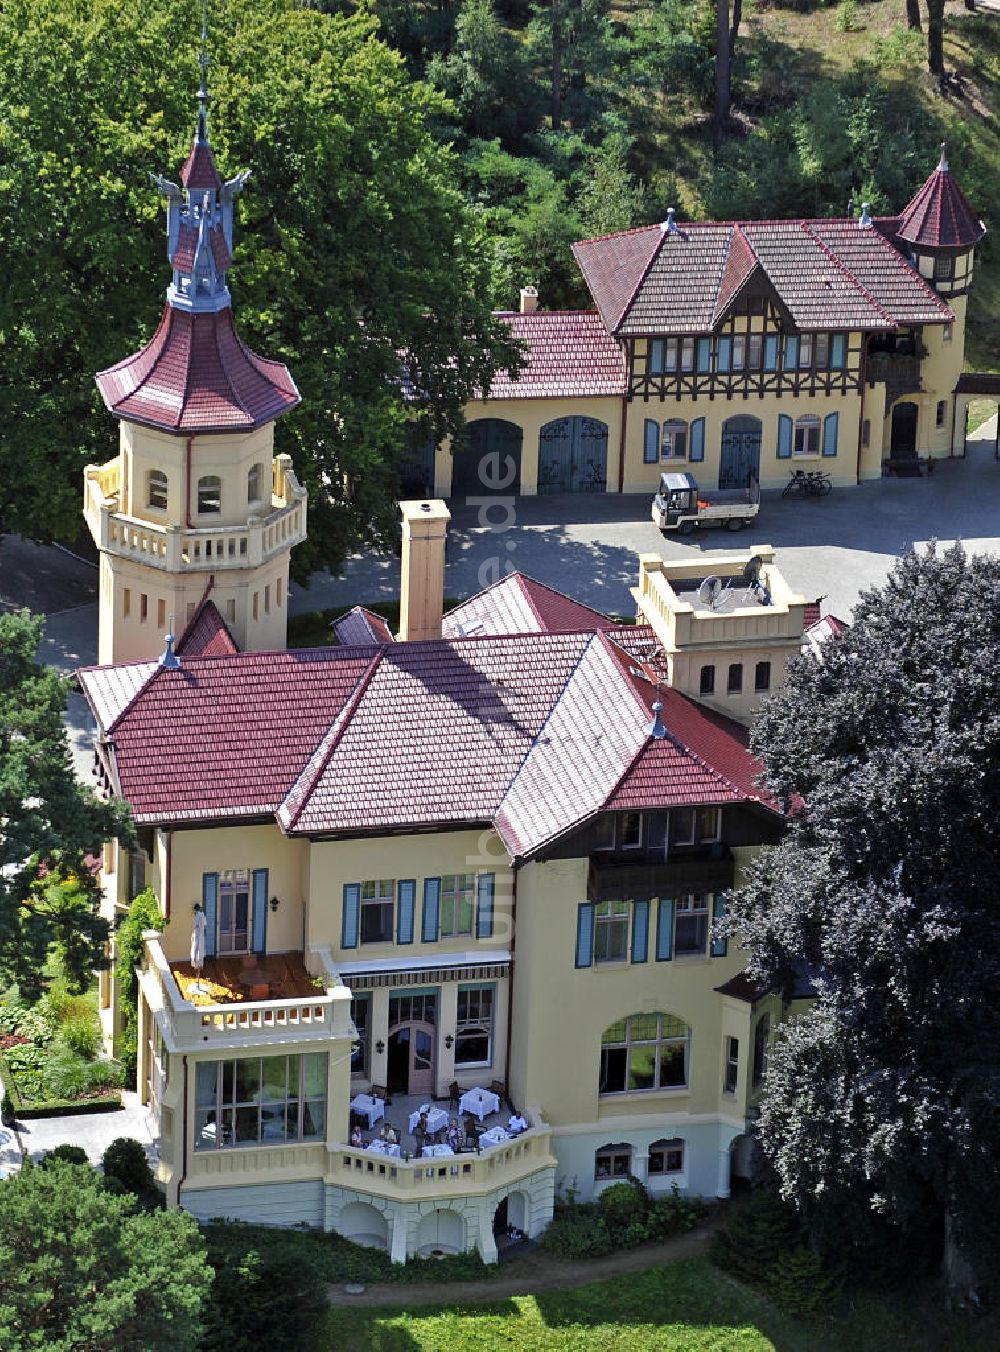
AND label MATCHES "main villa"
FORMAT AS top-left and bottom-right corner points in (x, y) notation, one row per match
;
(77, 78), (983, 1261)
